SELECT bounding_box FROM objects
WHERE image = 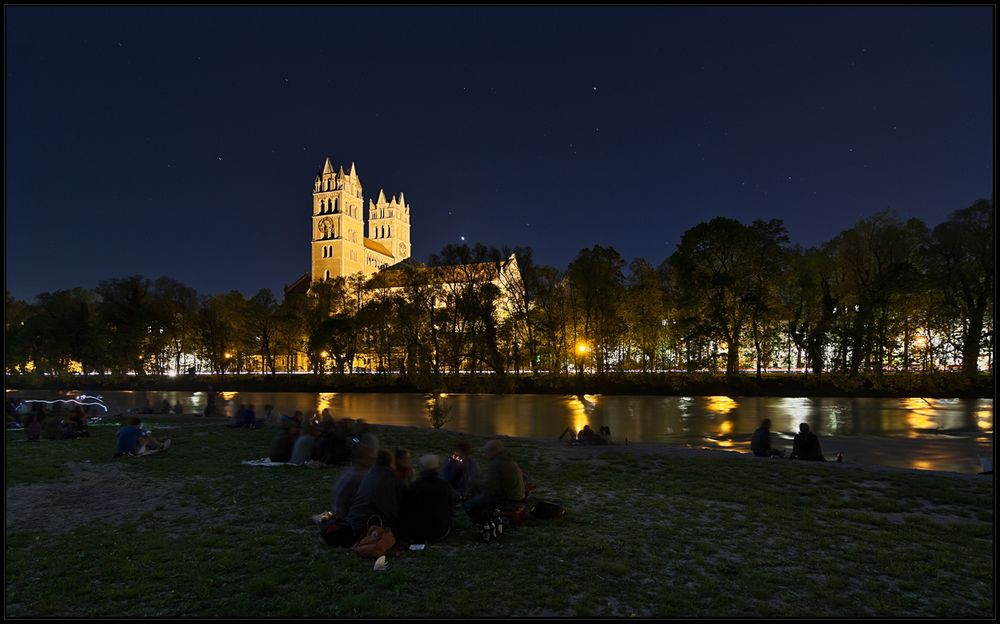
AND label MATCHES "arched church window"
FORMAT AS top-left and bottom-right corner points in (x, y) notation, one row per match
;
(325, 270), (330, 280)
